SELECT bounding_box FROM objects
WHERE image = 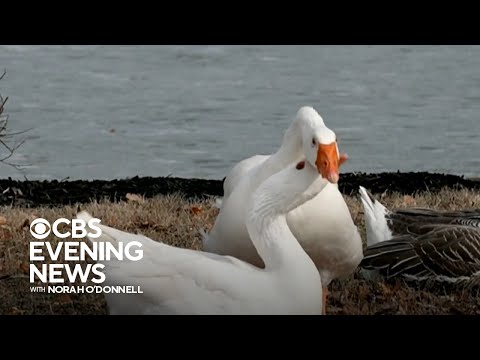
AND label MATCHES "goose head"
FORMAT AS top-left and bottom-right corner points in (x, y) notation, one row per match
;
(296, 106), (349, 184)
